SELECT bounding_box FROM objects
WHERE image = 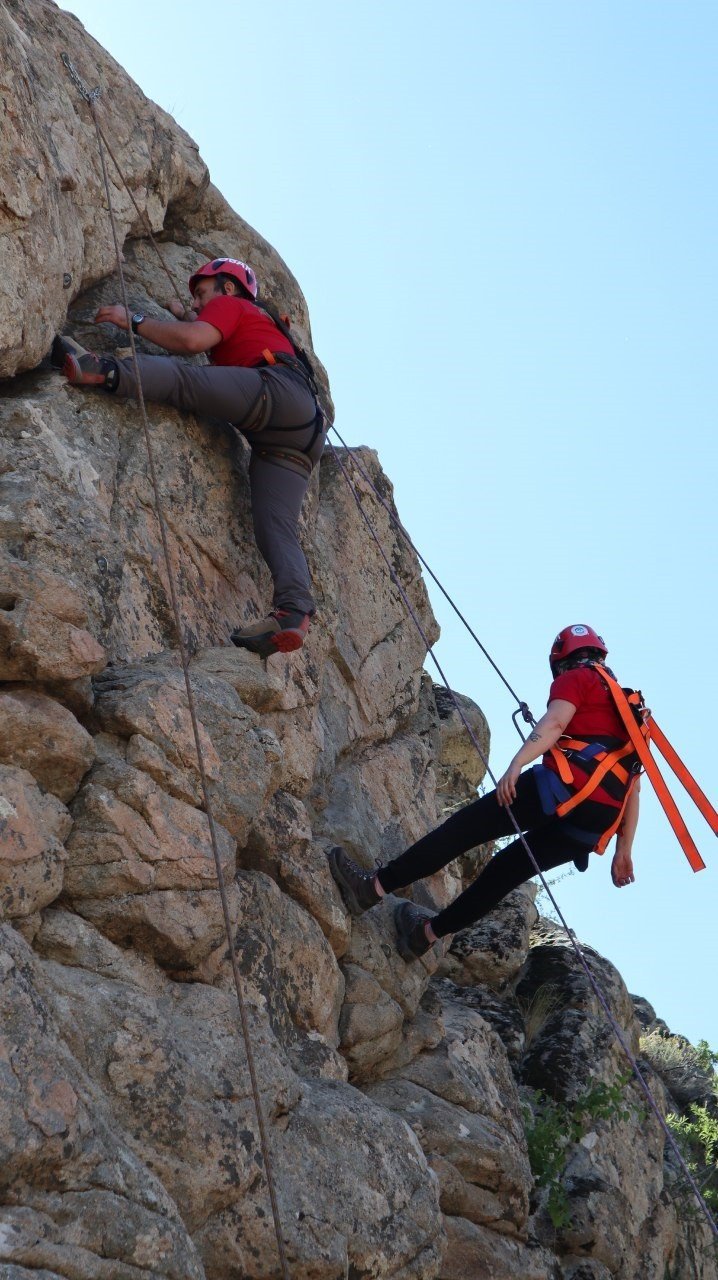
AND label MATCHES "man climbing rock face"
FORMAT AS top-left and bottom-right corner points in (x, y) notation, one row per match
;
(52, 257), (326, 659)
